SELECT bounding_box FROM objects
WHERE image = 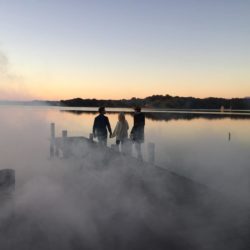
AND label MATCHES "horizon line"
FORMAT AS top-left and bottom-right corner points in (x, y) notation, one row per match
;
(1, 94), (250, 103)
